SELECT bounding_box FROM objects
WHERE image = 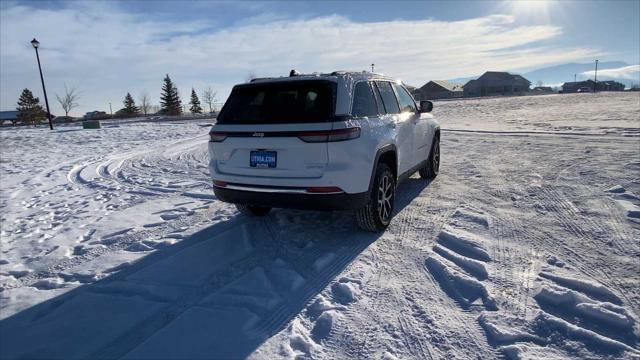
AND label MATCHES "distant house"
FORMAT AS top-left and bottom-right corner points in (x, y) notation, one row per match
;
(531, 86), (555, 95)
(562, 79), (625, 93)
(83, 111), (110, 120)
(600, 80), (625, 91)
(404, 84), (417, 94)
(463, 71), (531, 97)
(413, 80), (463, 100)
(562, 80), (593, 93)
(0, 110), (19, 125)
